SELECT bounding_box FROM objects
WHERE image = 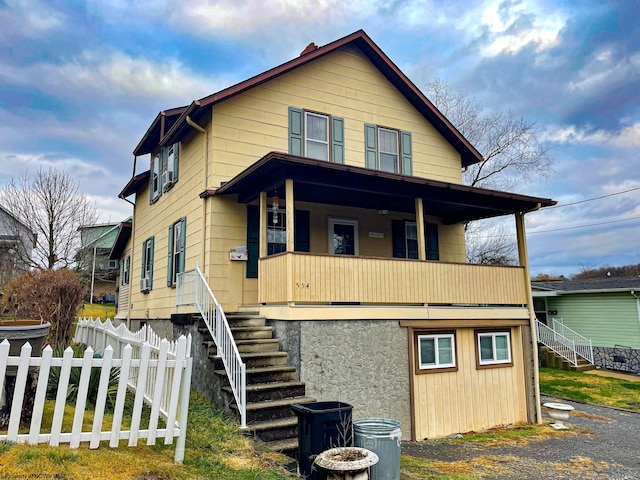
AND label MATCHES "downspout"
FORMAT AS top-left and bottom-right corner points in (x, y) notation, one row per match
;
(186, 115), (208, 269)
(516, 203), (542, 424)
